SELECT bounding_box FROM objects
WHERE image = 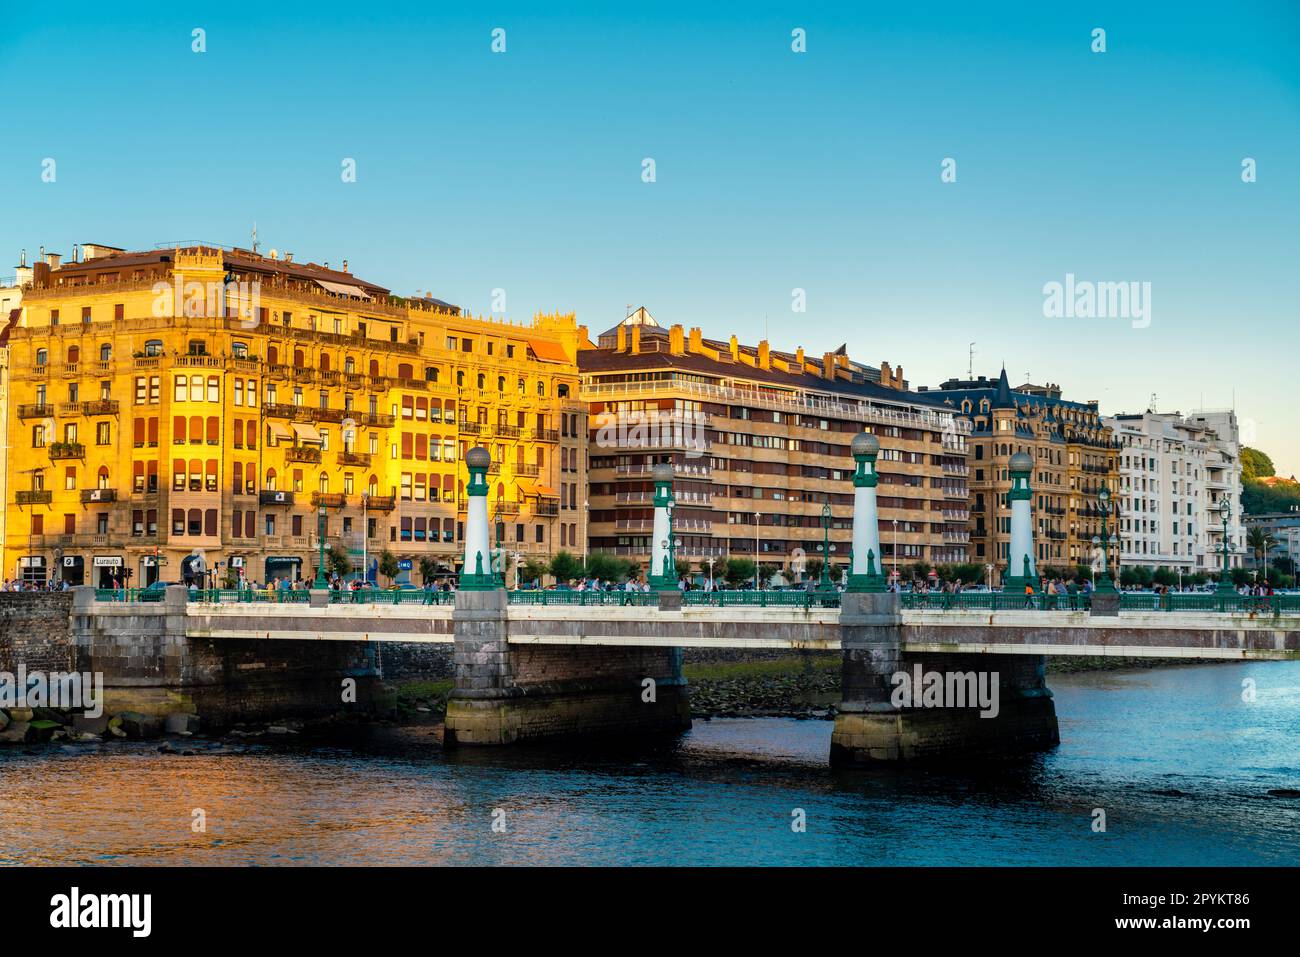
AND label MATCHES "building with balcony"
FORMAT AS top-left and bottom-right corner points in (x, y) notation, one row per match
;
(1104, 408), (1244, 573)
(918, 370), (1121, 578)
(3, 243), (586, 586)
(578, 308), (970, 579)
